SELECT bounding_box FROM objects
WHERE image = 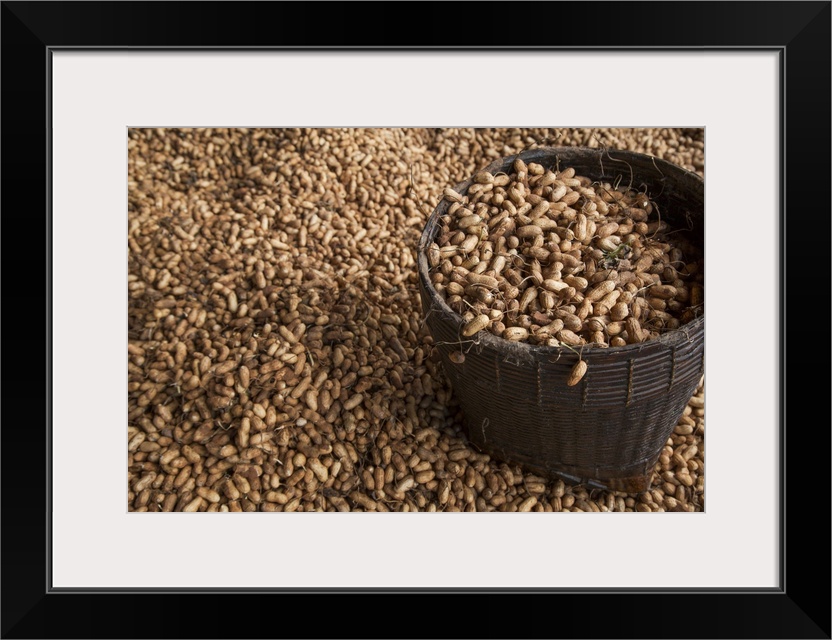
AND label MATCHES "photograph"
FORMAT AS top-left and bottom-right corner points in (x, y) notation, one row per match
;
(127, 127), (706, 513)
(3, 0), (827, 635)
